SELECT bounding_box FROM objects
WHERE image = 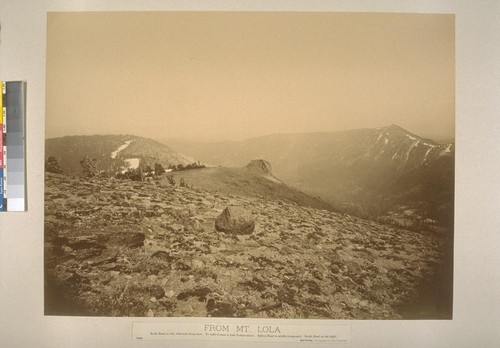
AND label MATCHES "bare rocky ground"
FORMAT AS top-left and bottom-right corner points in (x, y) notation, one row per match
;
(44, 172), (449, 319)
